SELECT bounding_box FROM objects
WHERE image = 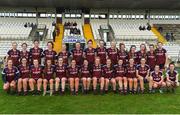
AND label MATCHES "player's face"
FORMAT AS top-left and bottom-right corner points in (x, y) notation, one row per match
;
(129, 59), (134, 65)
(33, 60), (39, 66)
(34, 41), (39, 48)
(140, 58), (146, 65)
(118, 60), (123, 65)
(12, 43), (17, 50)
(47, 60), (52, 66)
(106, 59), (111, 66)
(58, 58), (63, 65)
(140, 45), (146, 51)
(88, 41), (93, 48)
(95, 58), (100, 65)
(7, 60), (13, 67)
(47, 43), (53, 50)
(99, 41), (104, 47)
(22, 44), (27, 50)
(155, 65), (160, 72)
(62, 44), (66, 51)
(169, 64), (175, 71)
(71, 60), (76, 66)
(111, 42), (116, 49)
(120, 44), (125, 50)
(21, 58), (27, 65)
(131, 47), (136, 53)
(158, 43), (162, 49)
(149, 46), (154, 51)
(75, 43), (81, 49)
(83, 60), (88, 66)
